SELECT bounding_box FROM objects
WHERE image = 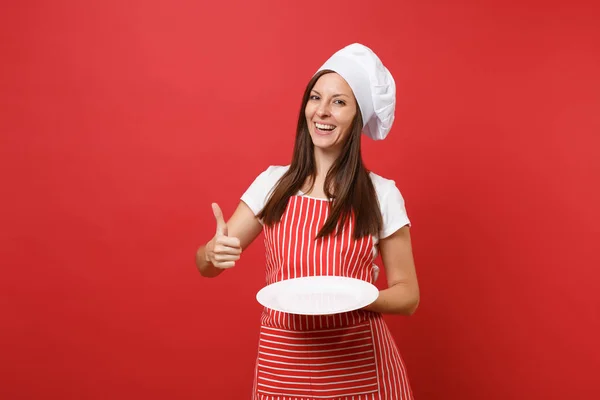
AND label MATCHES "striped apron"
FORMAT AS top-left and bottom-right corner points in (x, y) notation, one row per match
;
(252, 195), (414, 400)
